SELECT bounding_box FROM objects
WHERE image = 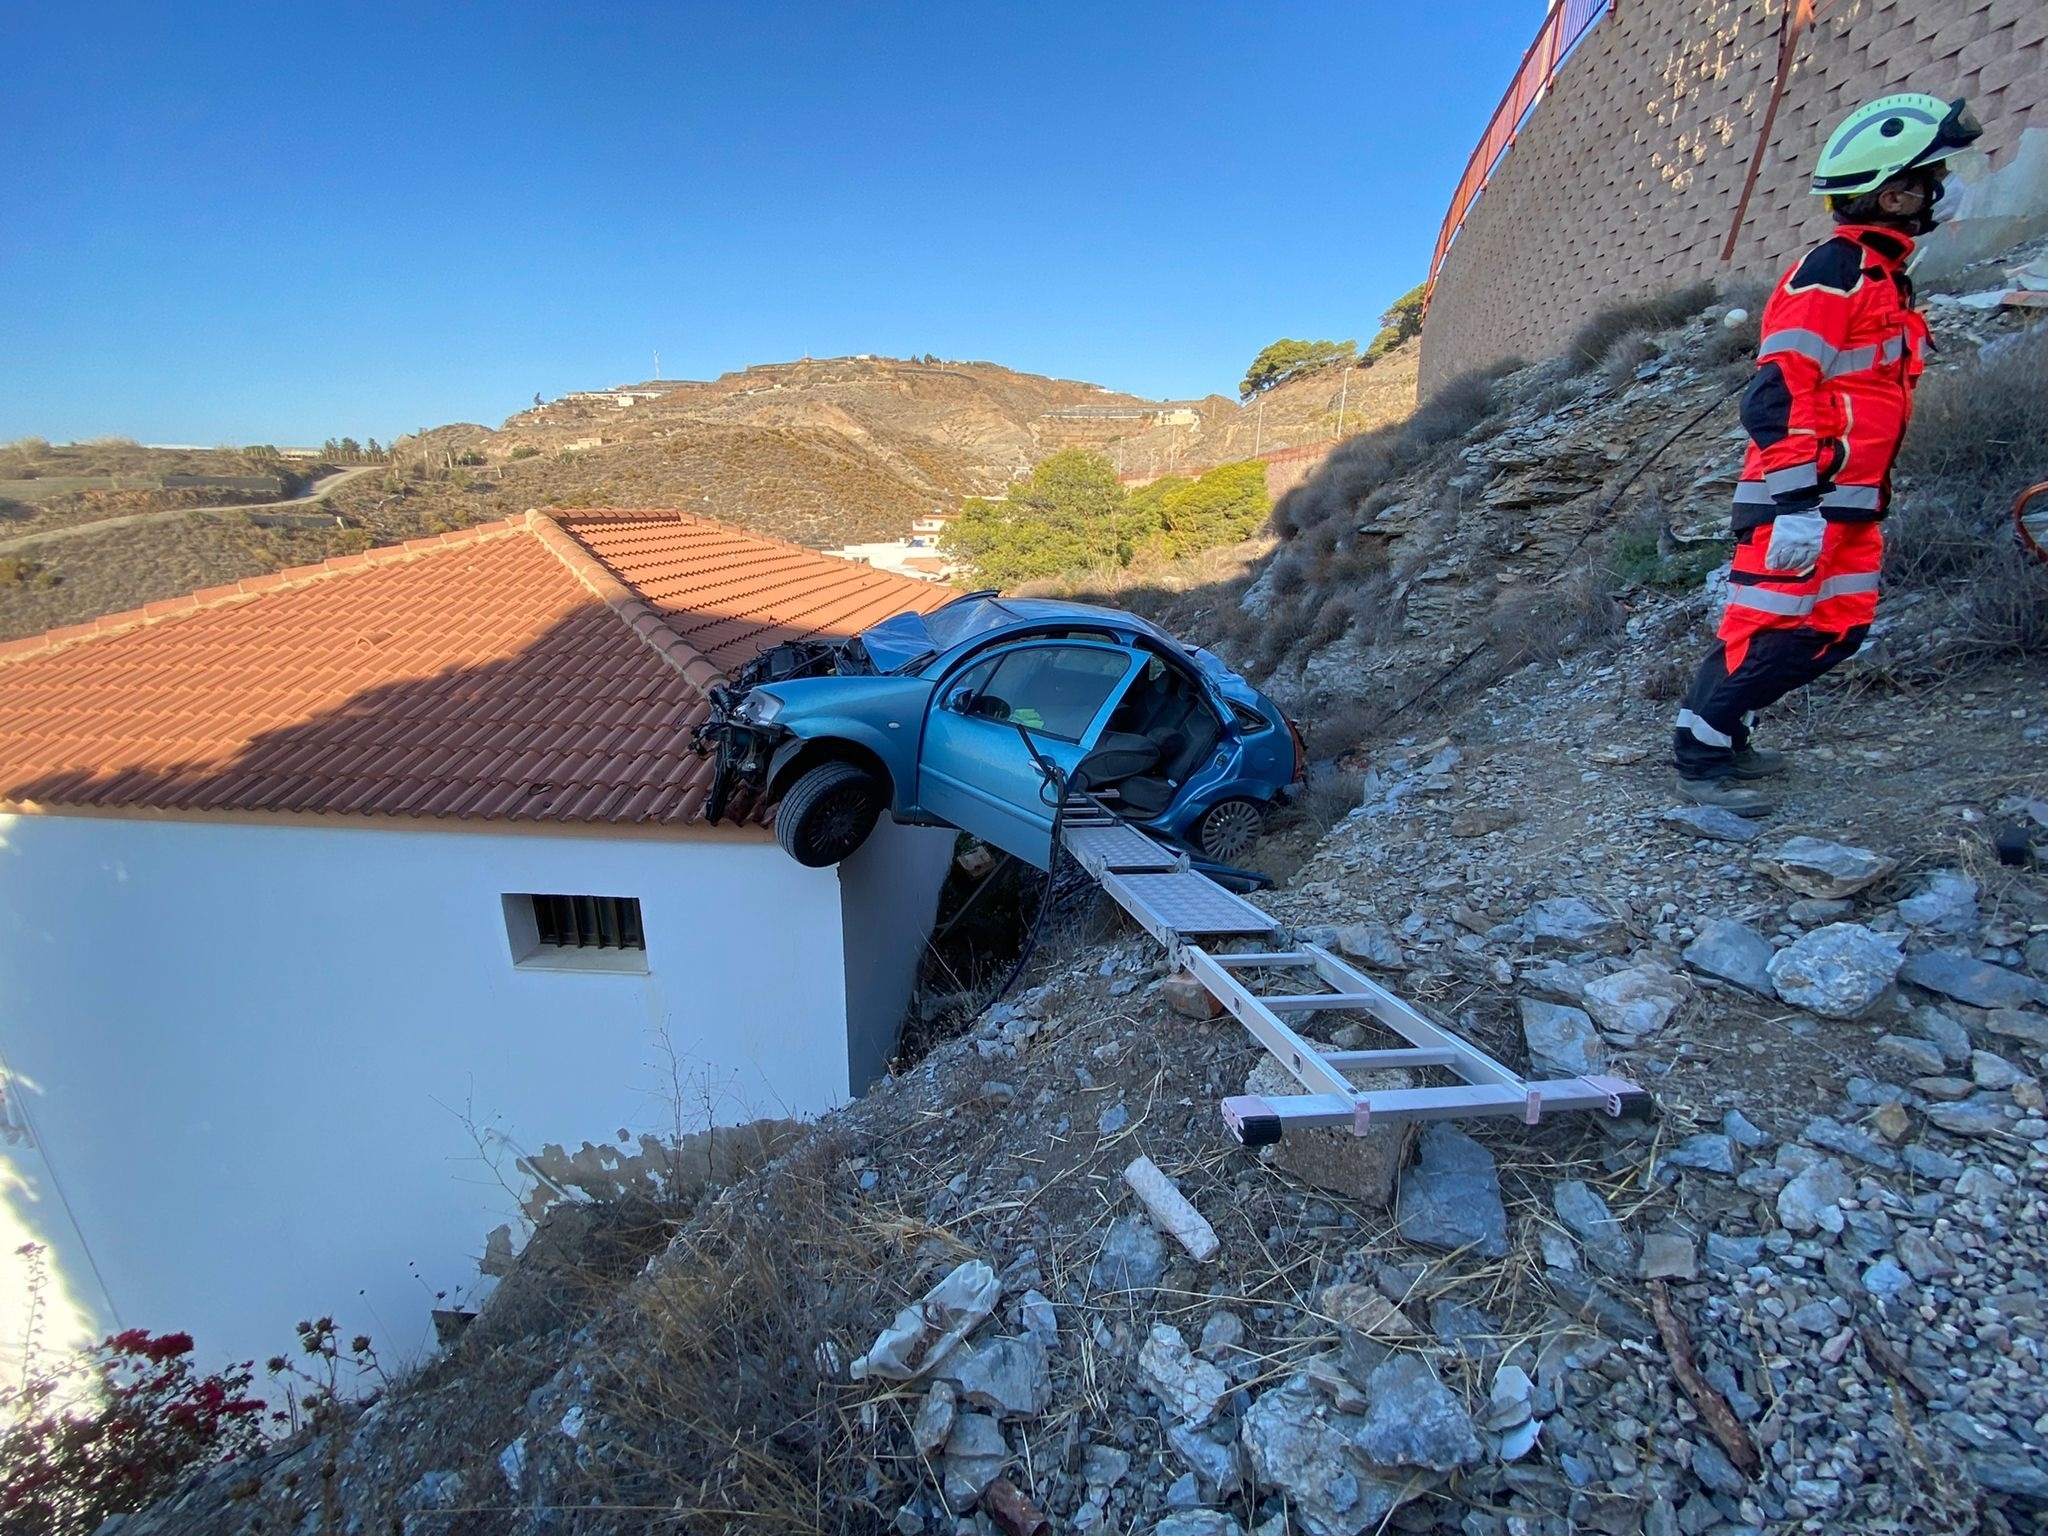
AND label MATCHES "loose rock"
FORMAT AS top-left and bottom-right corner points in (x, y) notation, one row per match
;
(1522, 897), (1624, 950)
(1682, 918), (1776, 995)
(1582, 963), (1689, 1037)
(1137, 1324), (1231, 1427)
(1396, 1123), (1509, 1258)
(1776, 1158), (1855, 1235)
(1756, 837), (1897, 899)
(1554, 1181), (1638, 1277)
(1519, 998), (1606, 1078)
(1240, 1380), (1405, 1536)
(1899, 950), (2044, 1010)
(1766, 923), (1901, 1018)
(1353, 1354), (1483, 1472)
(1660, 804), (1761, 843)
(1334, 923), (1404, 969)
(1092, 1214), (1168, 1293)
